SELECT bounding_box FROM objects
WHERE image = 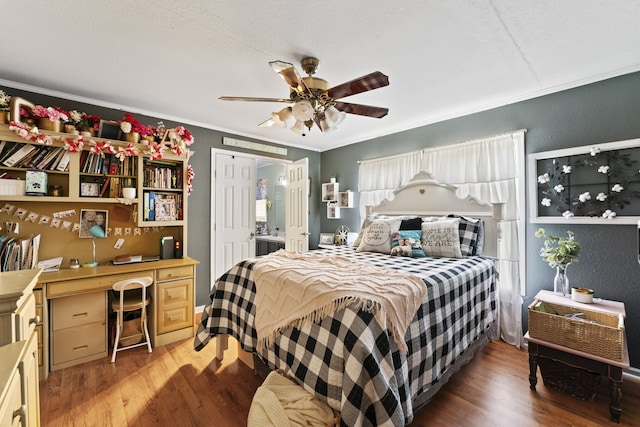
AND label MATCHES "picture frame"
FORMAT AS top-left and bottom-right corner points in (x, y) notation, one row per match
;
(79, 209), (108, 238)
(321, 182), (339, 202)
(80, 182), (100, 197)
(327, 203), (340, 219)
(98, 120), (121, 140)
(319, 233), (334, 245)
(155, 198), (177, 221)
(529, 137), (640, 225)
